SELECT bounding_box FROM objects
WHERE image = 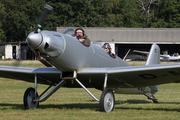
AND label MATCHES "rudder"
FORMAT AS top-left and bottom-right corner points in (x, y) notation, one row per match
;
(146, 43), (160, 65)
